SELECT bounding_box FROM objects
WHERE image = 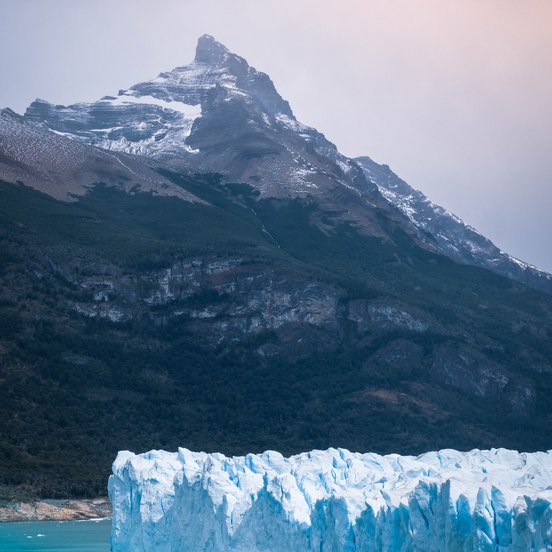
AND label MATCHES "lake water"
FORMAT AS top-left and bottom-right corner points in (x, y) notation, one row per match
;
(0, 519), (111, 551)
